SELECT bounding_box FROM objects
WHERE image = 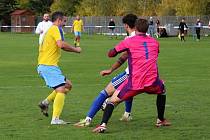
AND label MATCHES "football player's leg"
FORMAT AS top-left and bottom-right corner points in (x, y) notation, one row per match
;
(145, 79), (170, 127)
(52, 85), (66, 120)
(120, 98), (133, 121)
(38, 90), (56, 117)
(64, 79), (72, 93)
(50, 71), (70, 124)
(74, 82), (114, 127)
(92, 90), (122, 133)
(86, 72), (127, 120)
(87, 82), (114, 119)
